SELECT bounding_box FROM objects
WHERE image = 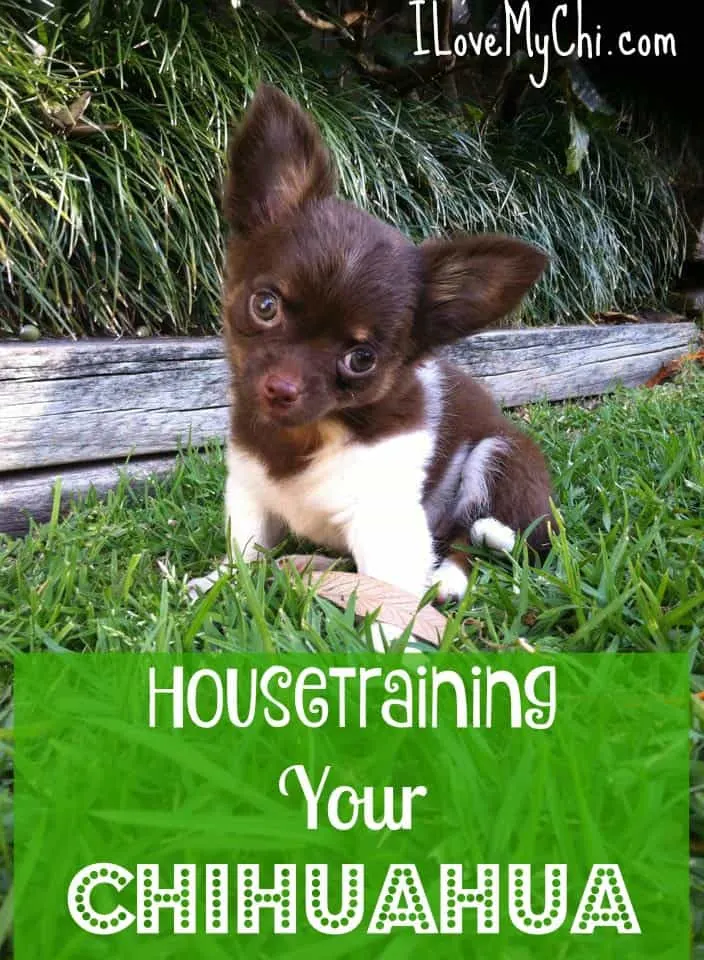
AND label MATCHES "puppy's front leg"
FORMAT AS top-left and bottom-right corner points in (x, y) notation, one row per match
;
(224, 461), (285, 563)
(345, 501), (435, 651)
(347, 500), (435, 600)
(187, 449), (285, 599)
